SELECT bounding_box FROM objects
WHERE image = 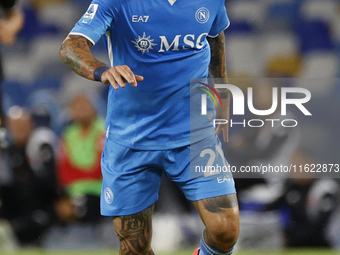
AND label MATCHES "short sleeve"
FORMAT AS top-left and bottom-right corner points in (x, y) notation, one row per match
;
(208, 0), (230, 38)
(70, 0), (118, 45)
